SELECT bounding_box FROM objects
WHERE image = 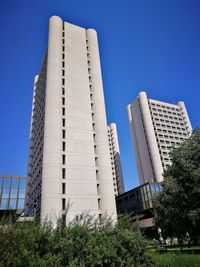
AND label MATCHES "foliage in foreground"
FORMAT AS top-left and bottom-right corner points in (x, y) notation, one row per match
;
(0, 215), (154, 267)
(152, 253), (200, 267)
(154, 129), (200, 243)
